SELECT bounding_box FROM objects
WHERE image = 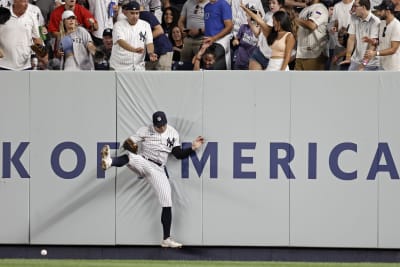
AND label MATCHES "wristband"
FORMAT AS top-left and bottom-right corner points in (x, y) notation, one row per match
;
(376, 51), (380, 56)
